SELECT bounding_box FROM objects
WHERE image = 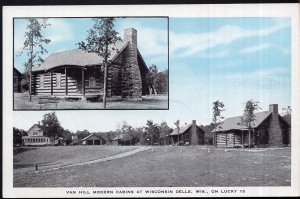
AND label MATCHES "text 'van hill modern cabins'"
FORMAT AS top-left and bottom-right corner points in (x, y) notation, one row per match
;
(30, 28), (149, 101)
